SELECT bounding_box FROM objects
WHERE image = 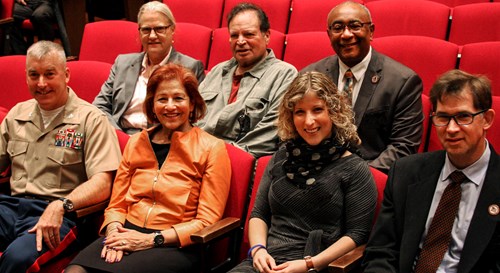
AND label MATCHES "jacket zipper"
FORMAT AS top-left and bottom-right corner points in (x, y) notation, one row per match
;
(143, 169), (160, 227)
